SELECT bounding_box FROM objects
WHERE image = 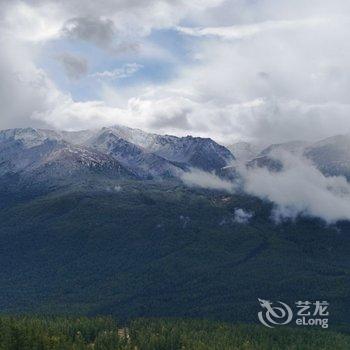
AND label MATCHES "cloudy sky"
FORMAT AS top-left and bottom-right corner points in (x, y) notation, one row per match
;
(1, 0), (350, 144)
